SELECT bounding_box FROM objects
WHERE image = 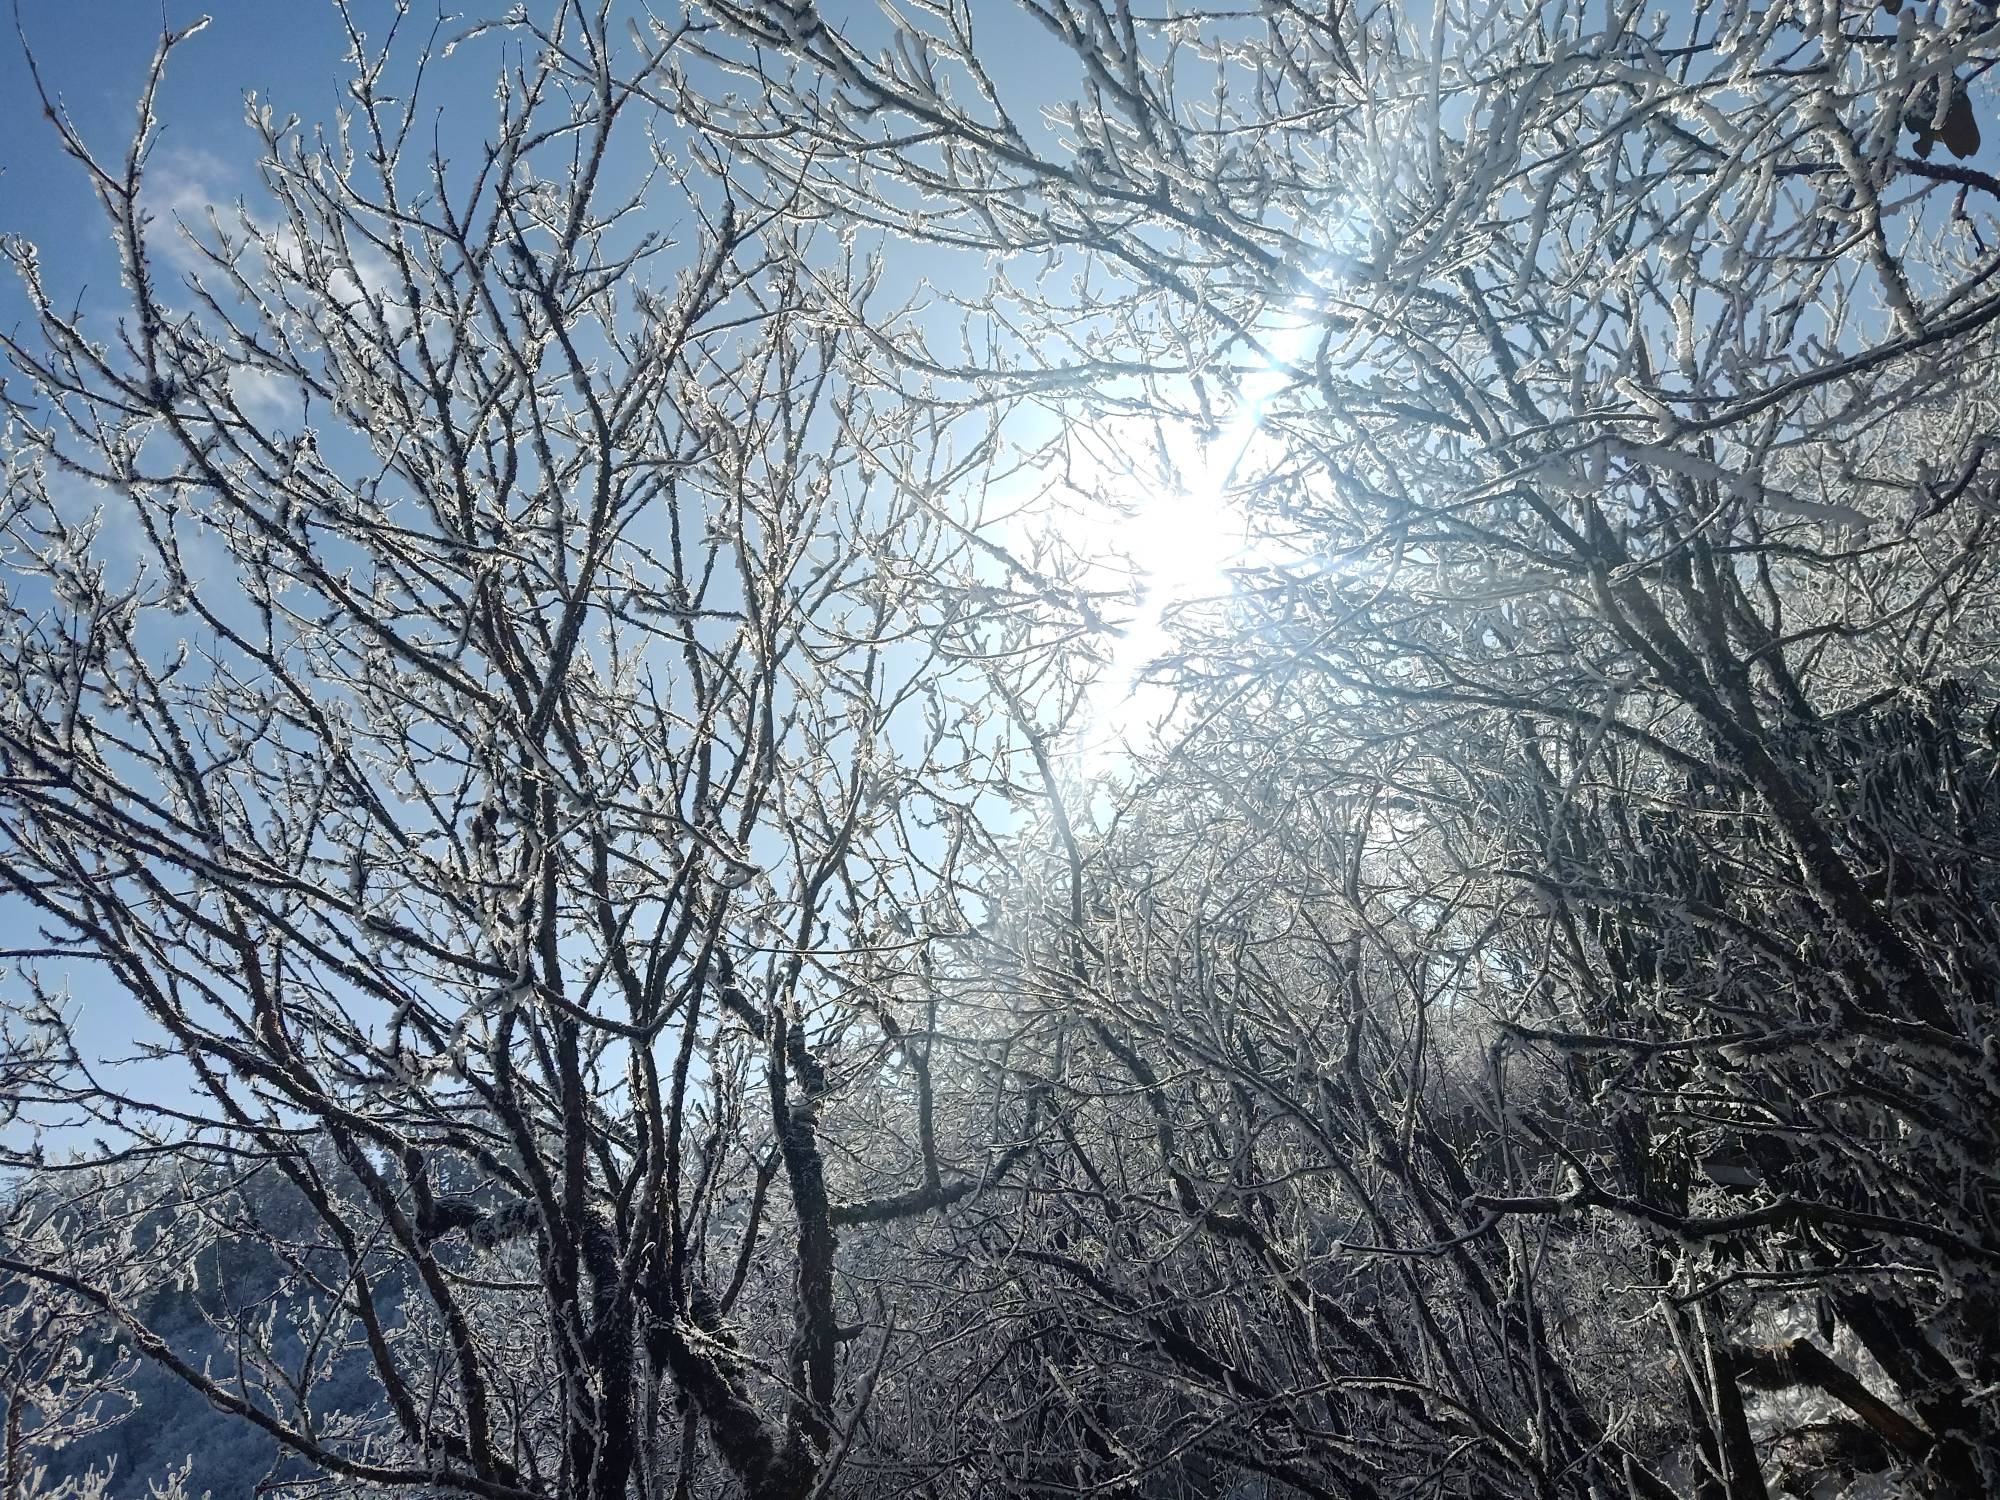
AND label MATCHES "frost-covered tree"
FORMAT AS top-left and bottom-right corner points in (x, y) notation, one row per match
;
(10, 1), (2000, 1497)
(0, 7), (1092, 1499)
(0, 1209), (136, 1500)
(693, 0), (2000, 1495)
